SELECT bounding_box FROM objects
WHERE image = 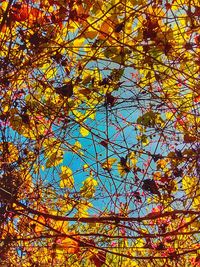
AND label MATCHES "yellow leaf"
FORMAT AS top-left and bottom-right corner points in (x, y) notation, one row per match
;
(59, 166), (74, 189)
(1, 1), (9, 11)
(46, 150), (63, 168)
(101, 158), (117, 171)
(182, 175), (200, 208)
(72, 141), (82, 151)
(129, 152), (137, 166)
(0, 142), (19, 163)
(80, 126), (90, 137)
(82, 73), (91, 85)
(85, 109), (96, 120)
(117, 163), (130, 177)
(45, 67), (57, 79)
(83, 176), (98, 187)
(156, 158), (169, 170)
(3, 104), (9, 113)
(55, 231), (79, 254)
(77, 201), (93, 217)
(71, 37), (85, 54)
(182, 176), (198, 196)
(54, 220), (69, 233)
(33, 216), (46, 233)
(81, 176), (98, 198)
(83, 164), (89, 171)
(193, 196), (200, 209)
